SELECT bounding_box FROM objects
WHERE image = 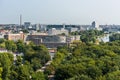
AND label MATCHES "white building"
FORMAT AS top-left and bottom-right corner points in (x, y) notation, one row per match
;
(69, 27), (78, 32)
(59, 36), (66, 43)
(35, 24), (40, 31)
(0, 48), (8, 53)
(48, 28), (69, 35)
(40, 25), (47, 32)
